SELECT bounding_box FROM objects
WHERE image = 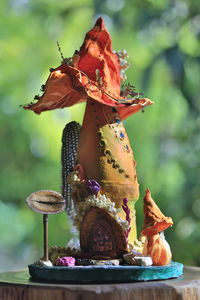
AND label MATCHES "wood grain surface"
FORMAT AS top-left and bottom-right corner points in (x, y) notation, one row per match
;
(0, 266), (200, 300)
